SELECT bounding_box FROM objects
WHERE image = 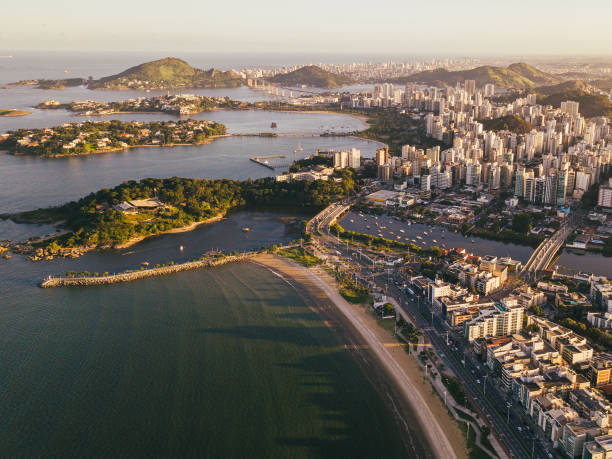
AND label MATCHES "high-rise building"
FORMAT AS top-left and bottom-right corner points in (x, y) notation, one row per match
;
(556, 169), (569, 205)
(333, 150), (348, 168)
(560, 100), (580, 117)
(484, 83), (495, 97)
(466, 162), (481, 186)
(524, 173), (536, 202)
(348, 148), (361, 169)
(420, 174), (431, 192)
(598, 179), (612, 208)
(515, 168), (526, 197)
(375, 147), (388, 166)
(463, 301), (524, 341)
(534, 177), (546, 203)
(464, 79), (476, 95)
